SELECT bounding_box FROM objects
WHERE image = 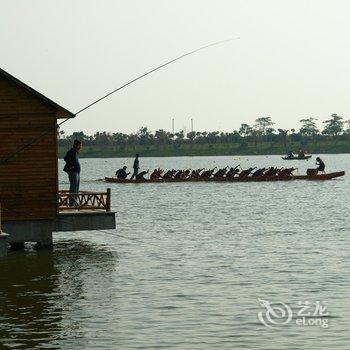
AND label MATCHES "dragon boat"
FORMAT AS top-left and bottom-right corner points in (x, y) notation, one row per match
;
(104, 171), (345, 184)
